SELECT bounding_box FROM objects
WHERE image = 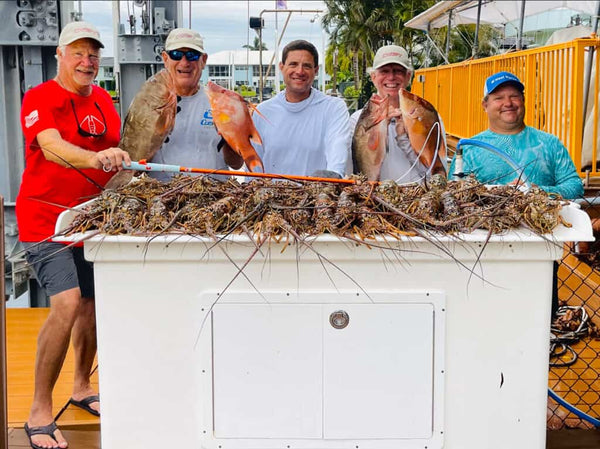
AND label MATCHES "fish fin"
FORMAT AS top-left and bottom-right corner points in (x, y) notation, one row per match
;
(246, 120), (263, 145)
(248, 103), (272, 125)
(249, 131), (262, 145)
(367, 131), (380, 151)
